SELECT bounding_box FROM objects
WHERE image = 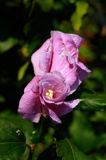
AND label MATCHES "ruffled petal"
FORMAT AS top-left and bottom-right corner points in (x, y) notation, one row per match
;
(31, 38), (52, 75)
(68, 34), (83, 48)
(50, 31), (78, 85)
(51, 31), (83, 62)
(18, 90), (41, 123)
(39, 72), (70, 104)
